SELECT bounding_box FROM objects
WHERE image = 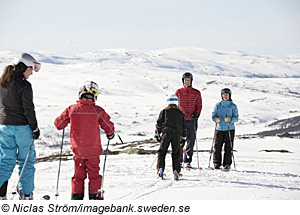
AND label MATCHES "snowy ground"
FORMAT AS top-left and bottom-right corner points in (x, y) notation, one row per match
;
(5, 136), (300, 200)
(0, 48), (300, 202)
